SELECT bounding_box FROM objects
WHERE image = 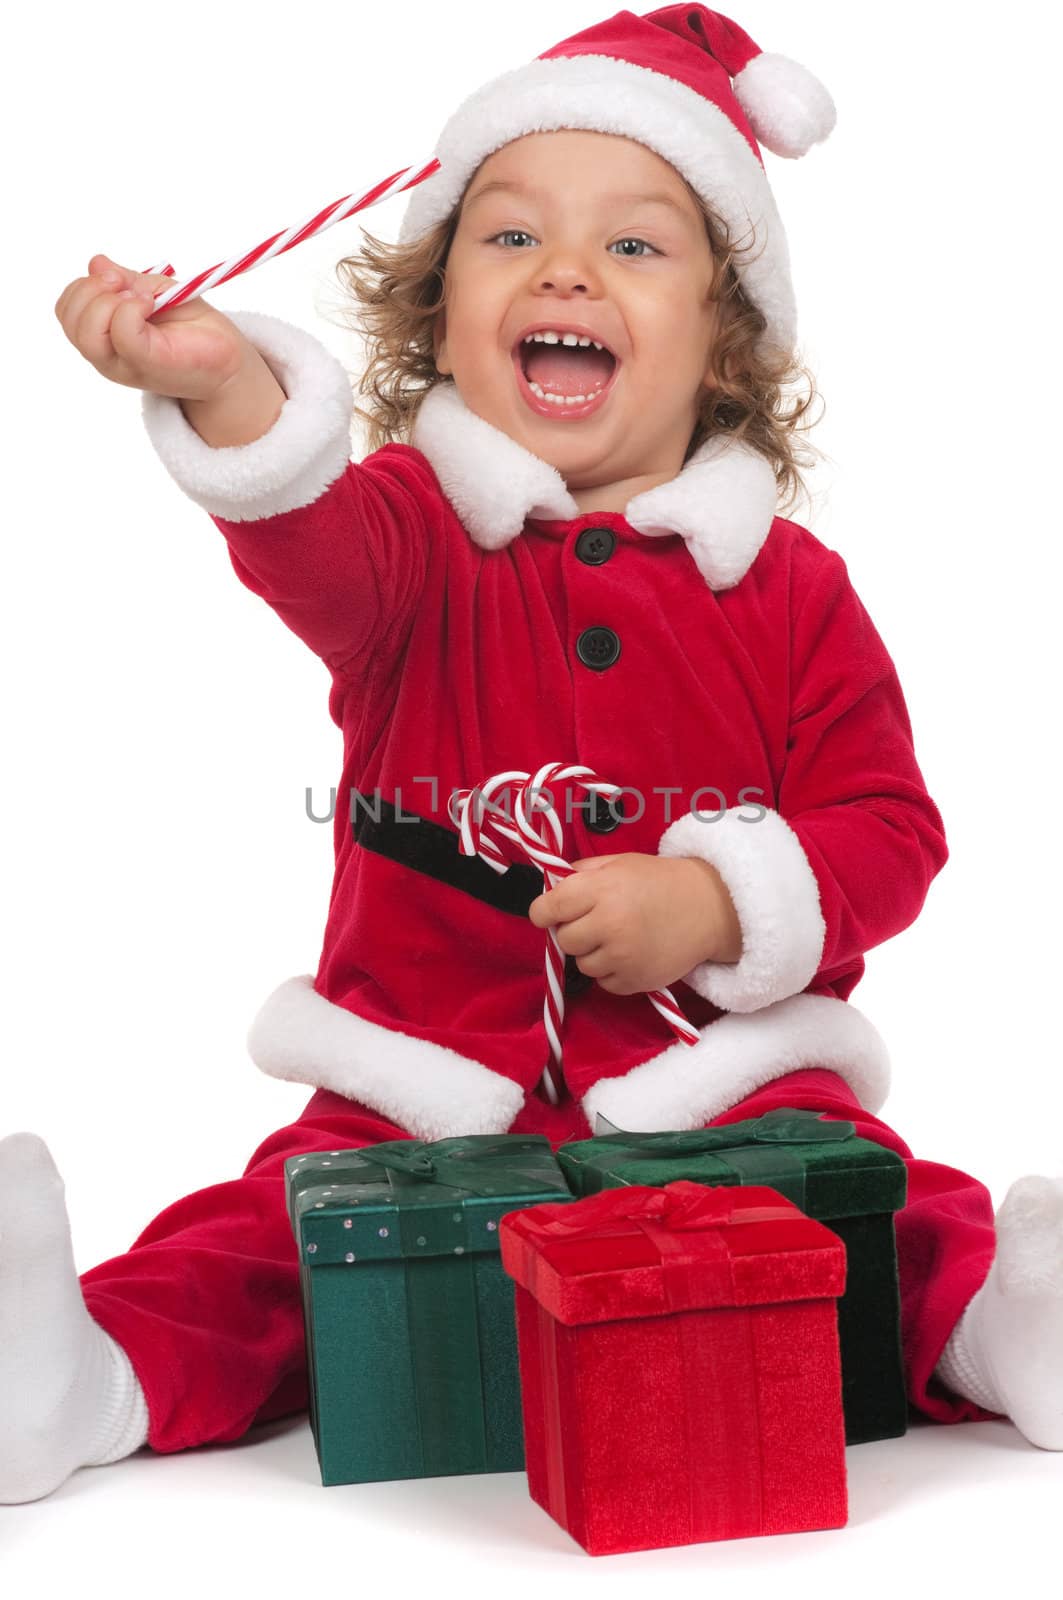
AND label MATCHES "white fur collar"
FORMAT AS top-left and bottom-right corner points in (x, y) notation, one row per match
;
(409, 381), (779, 591)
